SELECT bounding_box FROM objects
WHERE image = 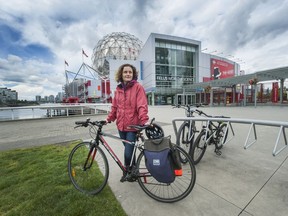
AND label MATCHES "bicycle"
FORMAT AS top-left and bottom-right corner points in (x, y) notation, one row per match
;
(67, 118), (196, 203)
(190, 110), (231, 164)
(173, 104), (202, 163)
